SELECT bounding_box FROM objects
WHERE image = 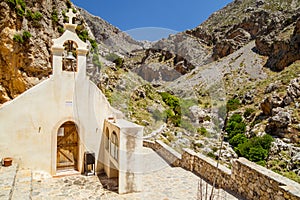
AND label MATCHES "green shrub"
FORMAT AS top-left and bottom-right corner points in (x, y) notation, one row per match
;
(197, 127), (208, 135)
(6, 0), (25, 9)
(6, 0), (26, 17)
(58, 26), (65, 33)
(16, 6), (25, 17)
(78, 30), (88, 42)
(51, 10), (58, 23)
(114, 57), (124, 68)
(251, 134), (274, 150)
(13, 34), (24, 43)
(207, 152), (216, 159)
(281, 171), (300, 184)
(62, 10), (68, 23)
(244, 108), (255, 118)
(229, 133), (247, 147)
(88, 39), (98, 50)
(16, 0), (25, 8)
(248, 146), (268, 162)
(16, 0), (26, 16)
(228, 113), (243, 123)
(26, 10), (42, 21)
(256, 160), (266, 167)
(13, 31), (31, 43)
(105, 53), (123, 68)
(26, 10), (42, 27)
(227, 98), (240, 111)
(164, 109), (174, 117)
(235, 134), (274, 163)
(159, 92), (183, 127)
(32, 11), (42, 20)
(226, 114), (246, 139)
(163, 109), (181, 126)
(22, 30), (31, 41)
(160, 92), (180, 110)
